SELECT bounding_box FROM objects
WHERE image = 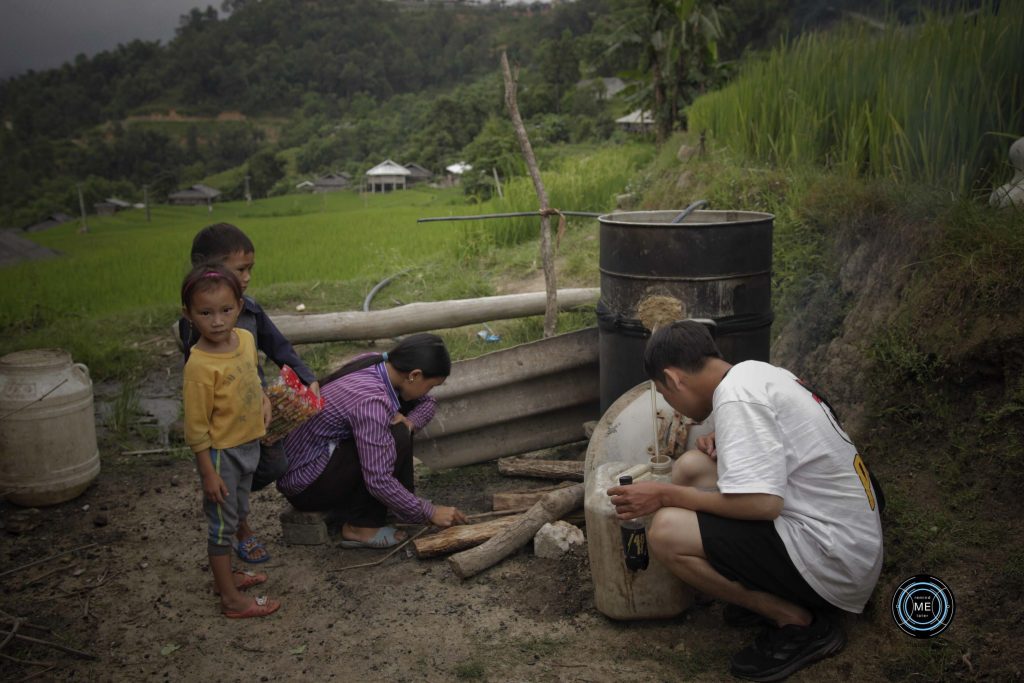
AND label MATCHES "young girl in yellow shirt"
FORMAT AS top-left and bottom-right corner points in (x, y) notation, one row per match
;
(181, 263), (280, 618)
